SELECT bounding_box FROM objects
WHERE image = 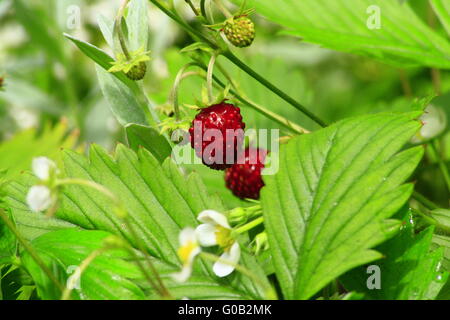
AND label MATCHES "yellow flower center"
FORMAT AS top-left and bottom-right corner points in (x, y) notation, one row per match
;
(178, 241), (197, 264)
(215, 226), (234, 251)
